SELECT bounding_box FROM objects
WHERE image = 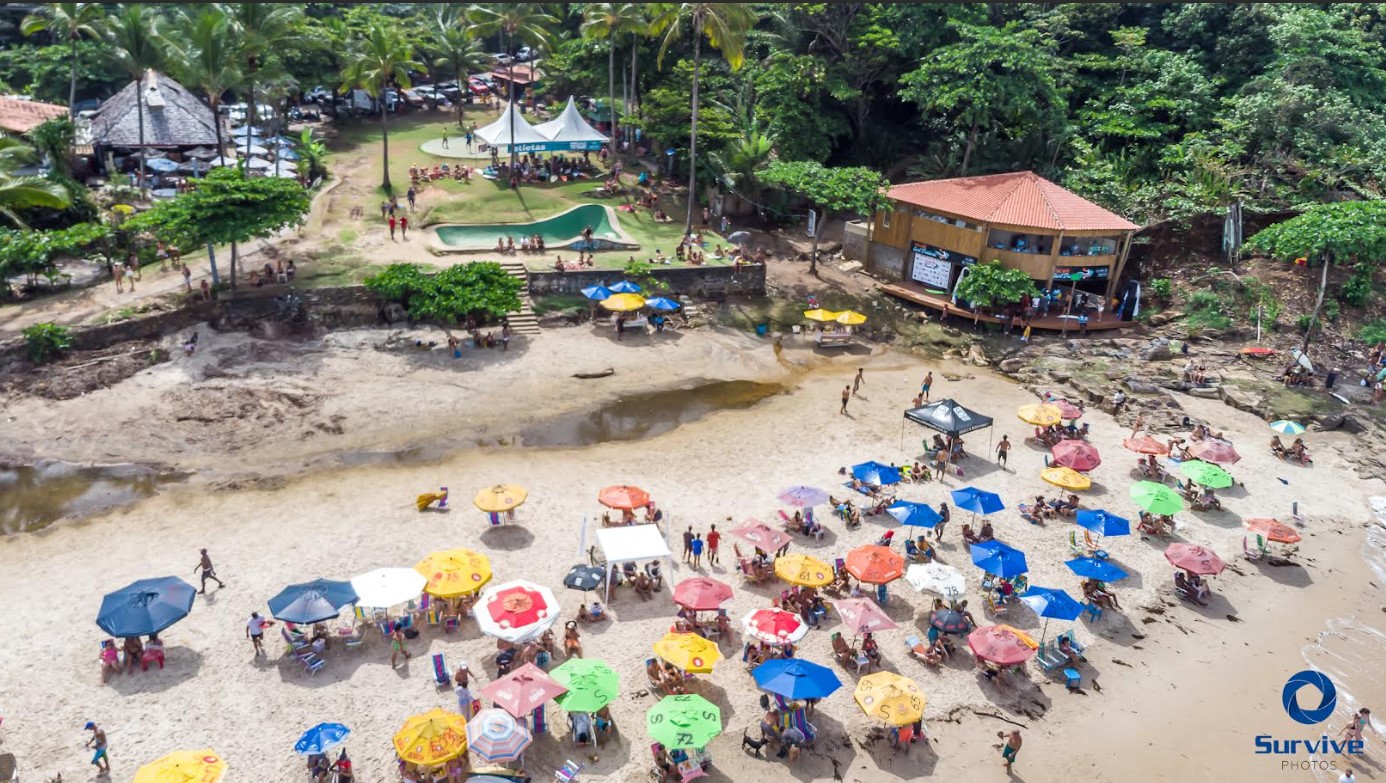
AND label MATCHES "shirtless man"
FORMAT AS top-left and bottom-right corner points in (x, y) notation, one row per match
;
(1001, 729), (1023, 771)
(193, 548), (225, 594)
(85, 720), (111, 773)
